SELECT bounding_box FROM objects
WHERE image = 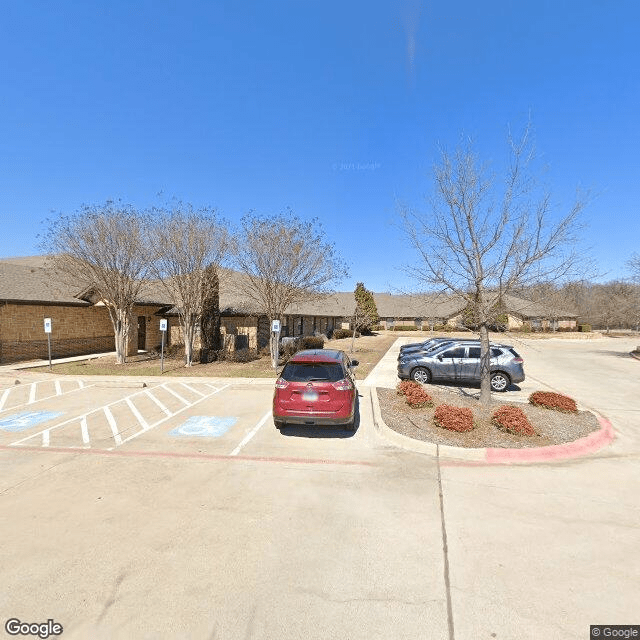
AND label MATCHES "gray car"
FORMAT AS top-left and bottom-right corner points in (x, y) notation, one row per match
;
(397, 341), (525, 392)
(398, 336), (477, 359)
